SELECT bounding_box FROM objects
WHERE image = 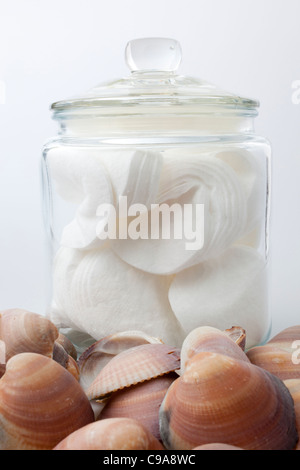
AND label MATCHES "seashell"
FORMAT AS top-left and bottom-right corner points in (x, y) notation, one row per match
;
(112, 153), (247, 275)
(0, 353), (94, 450)
(54, 417), (164, 450)
(52, 342), (80, 380)
(180, 326), (249, 374)
(284, 379), (300, 450)
(193, 443), (243, 450)
(247, 326), (300, 381)
(99, 373), (177, 441)
(51, 246), (185, 348)
(215, 148), (267, 242)
(48, 147), (163, 250)
(0, 308), (59, 362)
(47, 148), (114, 250)
(56, 333), (77, 360)
(86, 344), (181, 401)
(224, 326), (246, 351)
(0, 339), (5, 377)
(168, 245), (269, 348)
(78, 331), (163, 391)
(159, 351), (298, 450)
